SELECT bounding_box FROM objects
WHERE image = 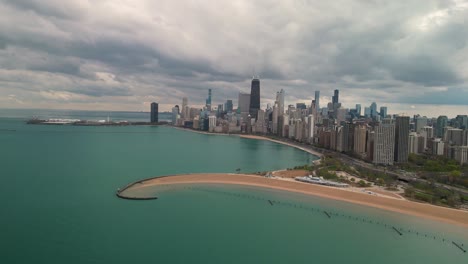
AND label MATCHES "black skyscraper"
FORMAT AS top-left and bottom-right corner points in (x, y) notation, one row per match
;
(249, 77), (260, 119)
(395, 116), (410, 163)
(332, 89), (339, 104)
(150, 102), (158, 123)
(225, 100), (233, 113)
